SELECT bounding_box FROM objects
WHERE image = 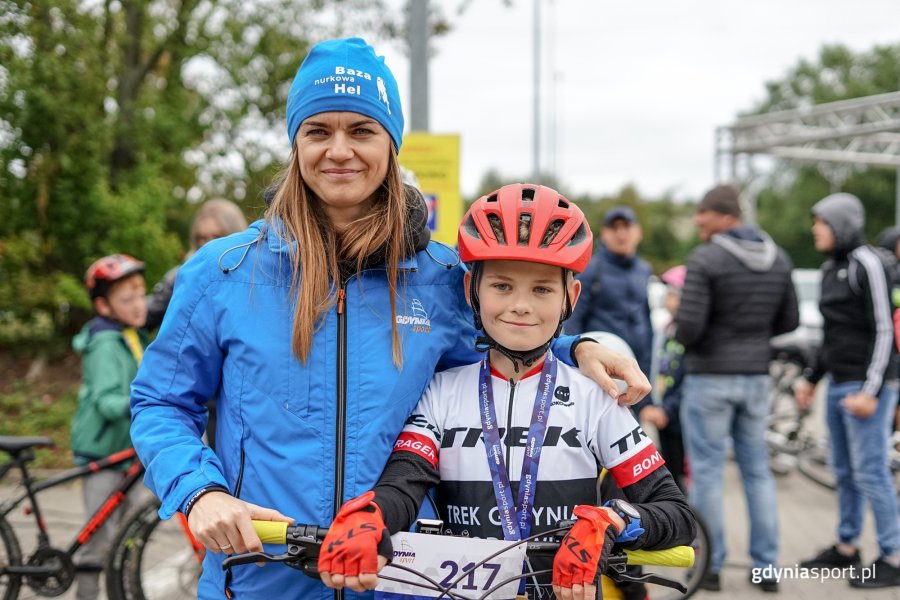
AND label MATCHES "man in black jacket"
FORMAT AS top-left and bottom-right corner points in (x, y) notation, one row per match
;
(676, 185), (799, 592)
(795, 193), (900, 588)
